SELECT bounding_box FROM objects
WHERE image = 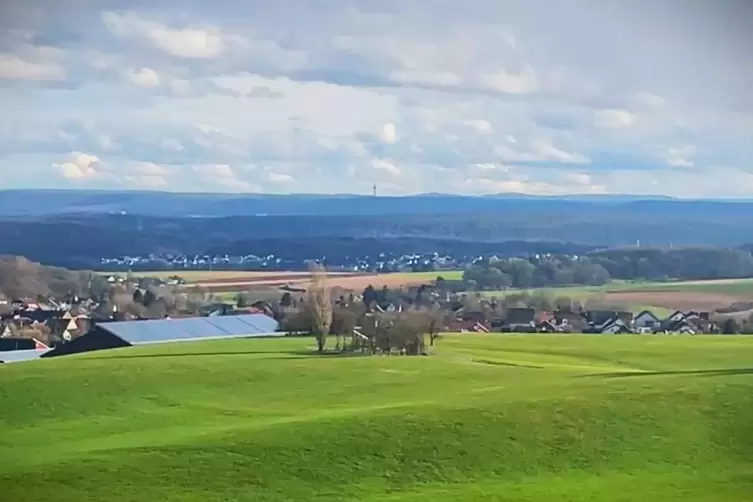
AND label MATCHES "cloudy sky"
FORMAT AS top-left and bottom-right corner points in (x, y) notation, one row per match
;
(1, 0), (752, 197)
